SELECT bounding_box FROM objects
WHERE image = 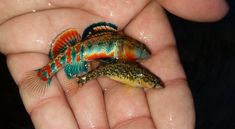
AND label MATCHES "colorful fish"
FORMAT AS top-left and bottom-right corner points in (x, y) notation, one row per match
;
(21, 22), (151, 96)
(77, 61), (164, 89)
